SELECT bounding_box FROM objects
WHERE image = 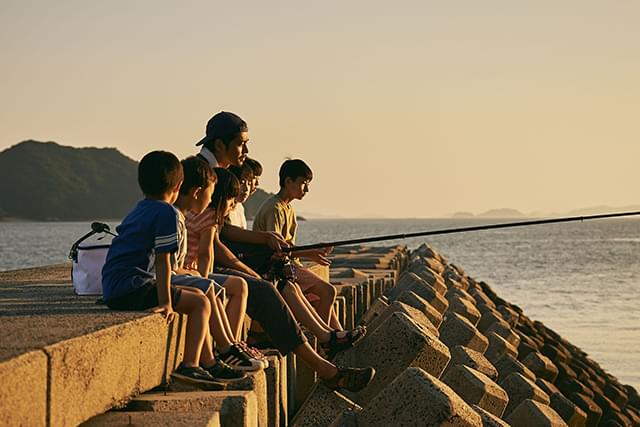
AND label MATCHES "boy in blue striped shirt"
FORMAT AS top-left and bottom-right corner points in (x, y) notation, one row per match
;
(102, 151), (221, 386)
